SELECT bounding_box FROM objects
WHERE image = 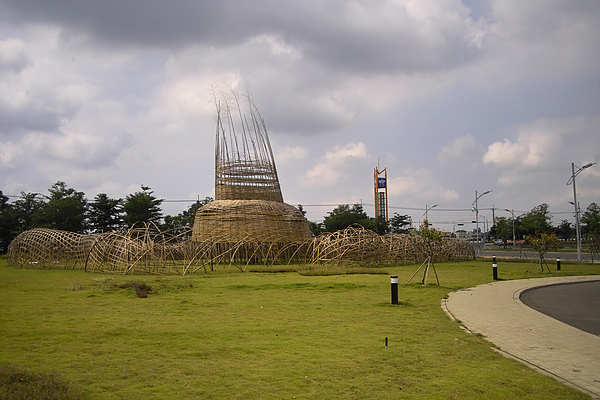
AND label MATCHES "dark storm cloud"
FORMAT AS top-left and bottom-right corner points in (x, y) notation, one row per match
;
(2, 0), (598, 223)
(1, 0), (480, 75)
(1, 0), (251, 47)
